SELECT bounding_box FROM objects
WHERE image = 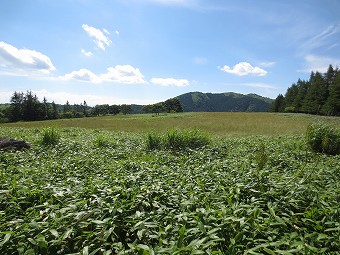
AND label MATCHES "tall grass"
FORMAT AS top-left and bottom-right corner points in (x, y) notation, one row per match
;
(40, 127), (60, 146)
(306, 122), (340, 155)
(146, 129), (210, 151)
(2, 112), (339, 136)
